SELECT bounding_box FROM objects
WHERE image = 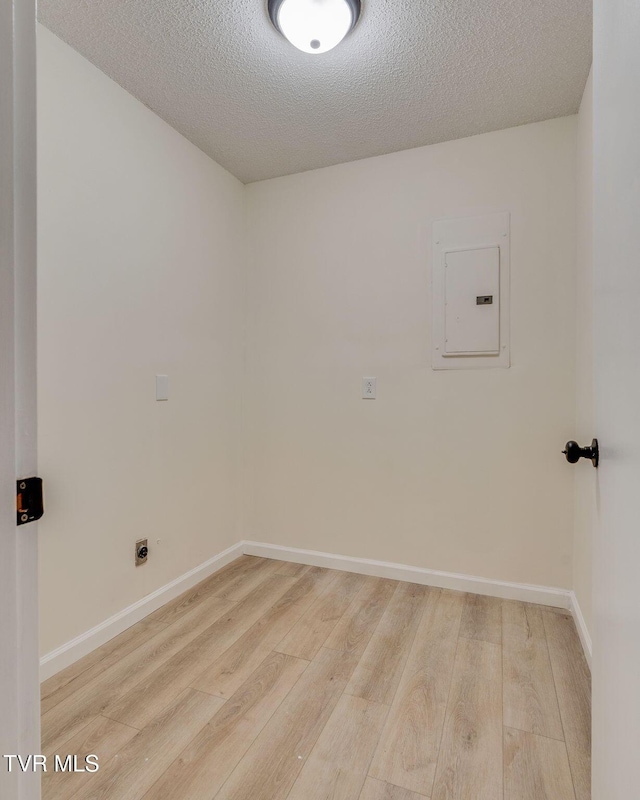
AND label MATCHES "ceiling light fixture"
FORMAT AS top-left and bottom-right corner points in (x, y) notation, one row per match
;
(268, 0), (361, 55)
